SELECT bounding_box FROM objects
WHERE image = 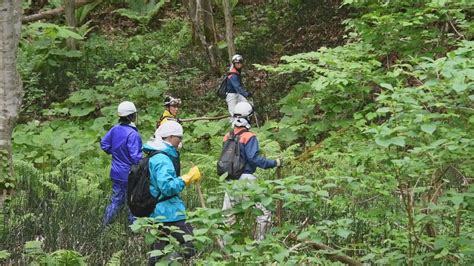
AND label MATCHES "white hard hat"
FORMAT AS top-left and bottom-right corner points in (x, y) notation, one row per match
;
(233, 102), (253, 117)
(164, 96), (182, 106)
(155, 120), (183, 138)
(117, 101), (137, 117)
(232, 54), (243, 63)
